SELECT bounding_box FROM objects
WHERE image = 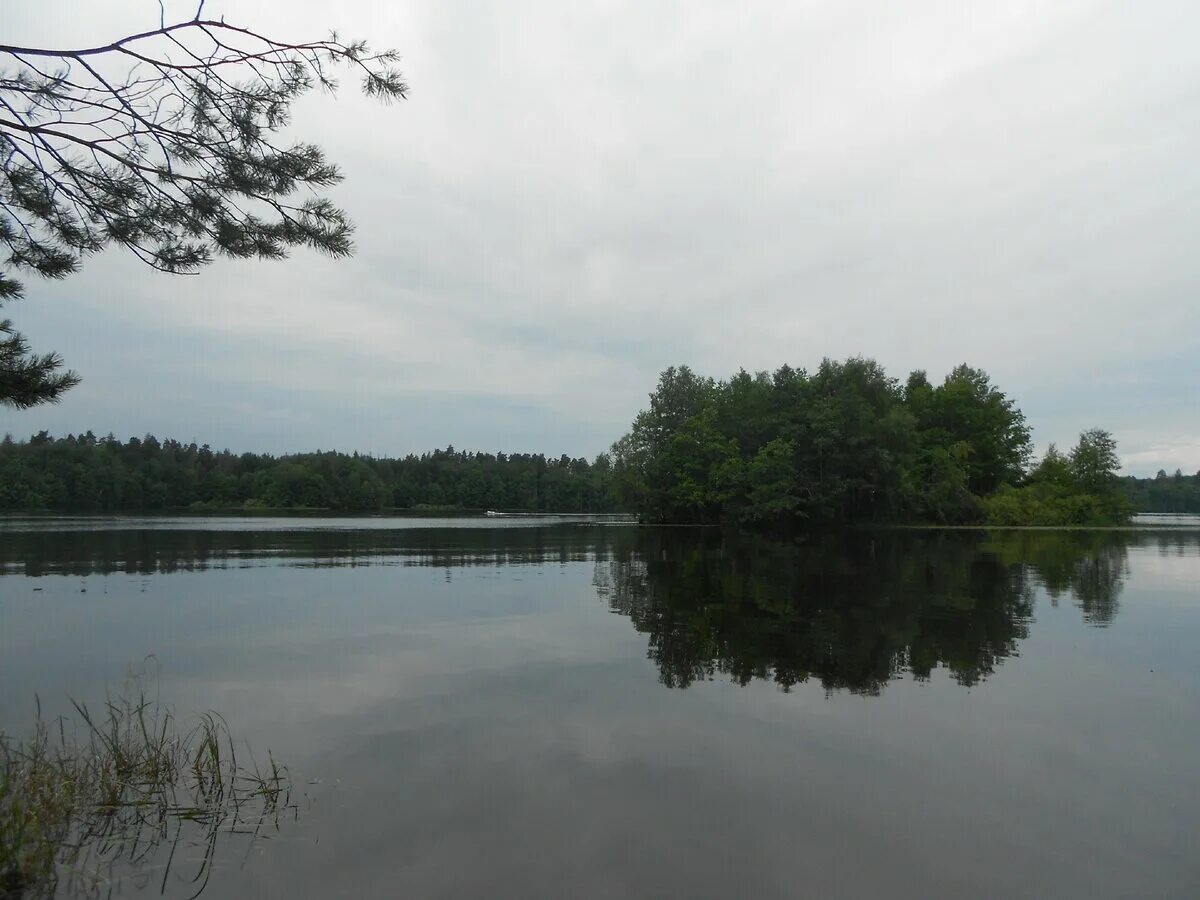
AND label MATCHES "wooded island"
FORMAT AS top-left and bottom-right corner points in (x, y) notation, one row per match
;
(608, 359), (1135, 526)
